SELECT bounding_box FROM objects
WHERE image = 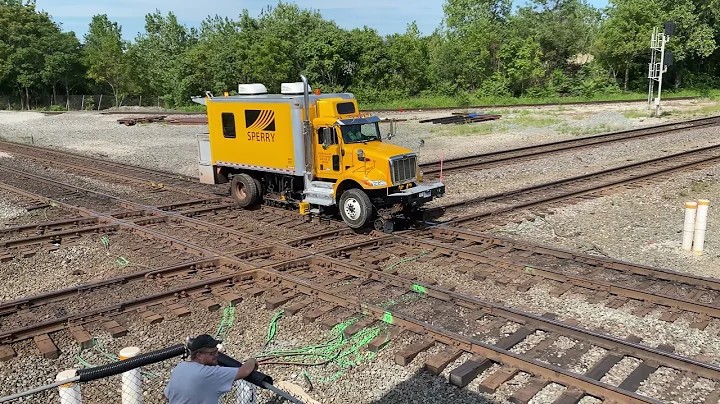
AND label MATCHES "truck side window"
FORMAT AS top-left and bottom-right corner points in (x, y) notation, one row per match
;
(317, 127), (337, 145)
(221, 112), (236, 138)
